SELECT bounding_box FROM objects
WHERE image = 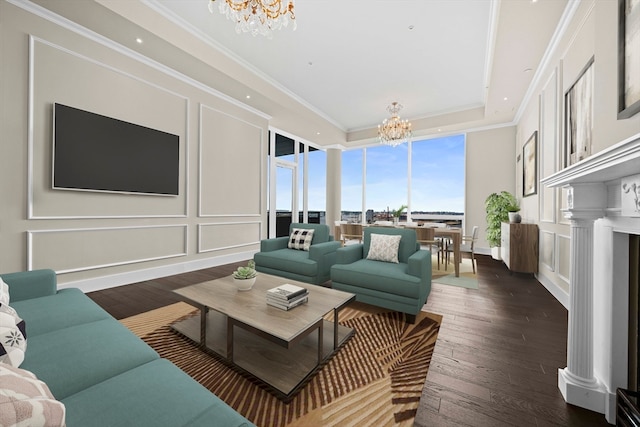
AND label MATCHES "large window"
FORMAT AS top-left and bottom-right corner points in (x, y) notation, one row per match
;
(366, 144), (408, 217)
(411, 135), (465, 213)
(341, 134), (465, 225)
(341, 149), (363, 222)
(268, 130), (326, 237)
